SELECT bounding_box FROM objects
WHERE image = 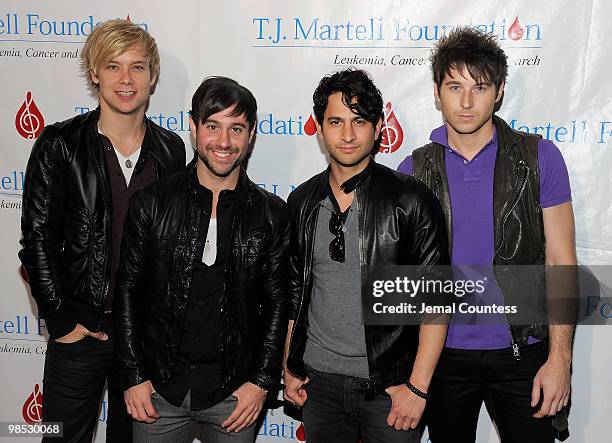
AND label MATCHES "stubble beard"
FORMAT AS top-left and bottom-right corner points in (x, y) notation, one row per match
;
(329, 147), (372, 169)
(197, 145), (242, 178)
